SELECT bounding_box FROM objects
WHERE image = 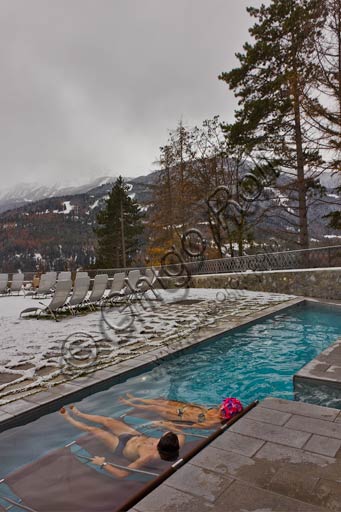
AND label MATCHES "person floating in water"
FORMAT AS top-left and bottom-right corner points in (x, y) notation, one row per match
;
(119, 393), (243, 429)
(59, 405), (185, 479)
